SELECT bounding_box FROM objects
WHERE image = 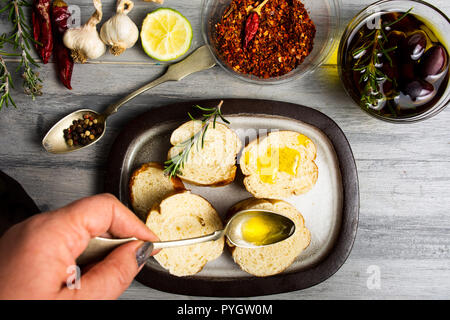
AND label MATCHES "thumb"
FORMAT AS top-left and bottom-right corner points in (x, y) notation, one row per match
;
(63, 240), (148, 300)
